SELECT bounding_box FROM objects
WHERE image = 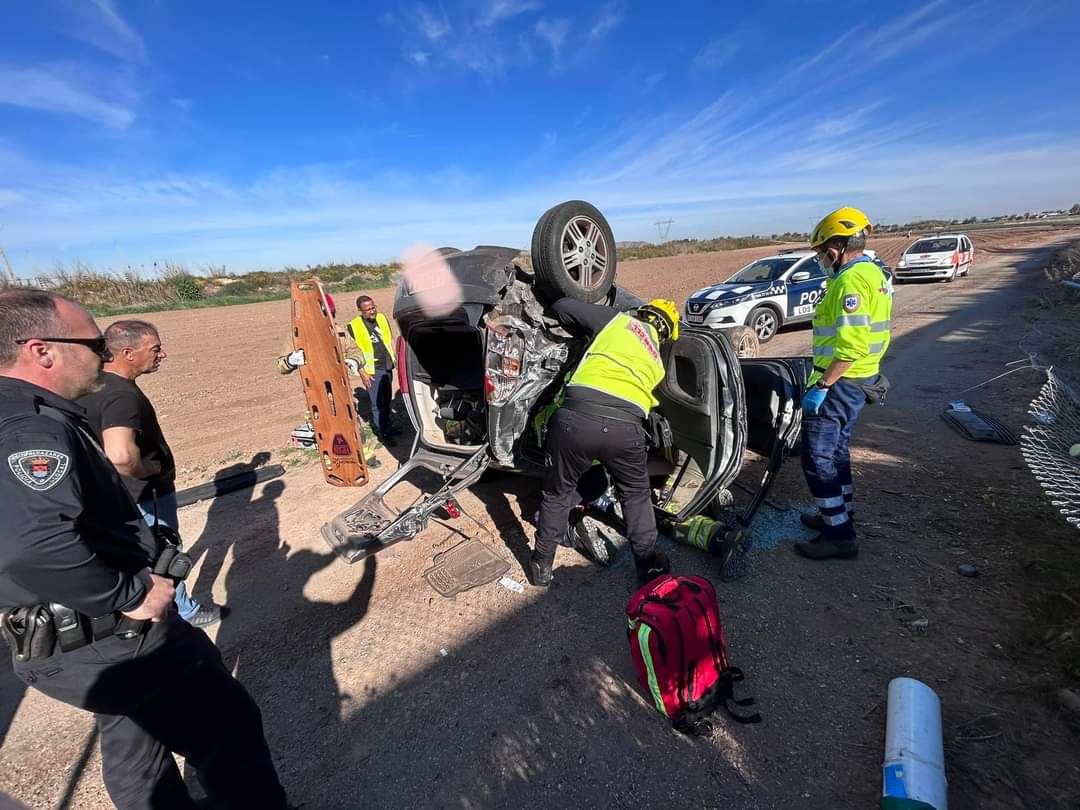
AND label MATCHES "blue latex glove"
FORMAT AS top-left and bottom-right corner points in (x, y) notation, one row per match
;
(801, 386), (828, 415)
